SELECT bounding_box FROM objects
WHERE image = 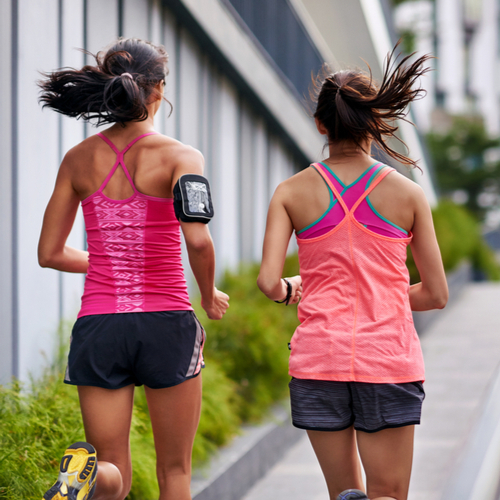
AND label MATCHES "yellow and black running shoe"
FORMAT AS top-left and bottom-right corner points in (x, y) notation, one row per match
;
(43, 442), (97, 500)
